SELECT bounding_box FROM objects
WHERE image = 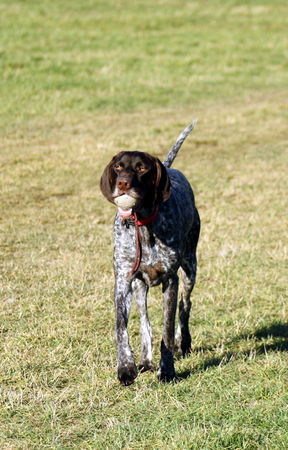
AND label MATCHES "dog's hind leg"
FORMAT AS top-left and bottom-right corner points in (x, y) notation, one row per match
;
(133, 279), (153, 372)
(176, 212), (200, 356)
(175, 265), (195, 356)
